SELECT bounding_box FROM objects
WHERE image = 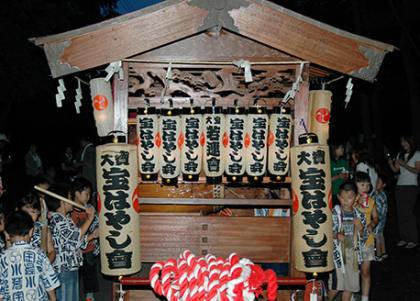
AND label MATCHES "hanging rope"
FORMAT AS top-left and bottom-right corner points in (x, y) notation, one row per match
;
(150, 250), (278, 301)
